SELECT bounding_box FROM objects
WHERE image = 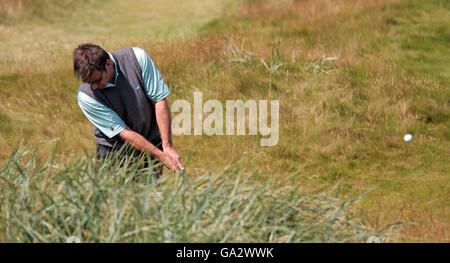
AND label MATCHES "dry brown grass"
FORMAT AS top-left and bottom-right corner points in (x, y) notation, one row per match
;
(0, 0), (24, 14)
